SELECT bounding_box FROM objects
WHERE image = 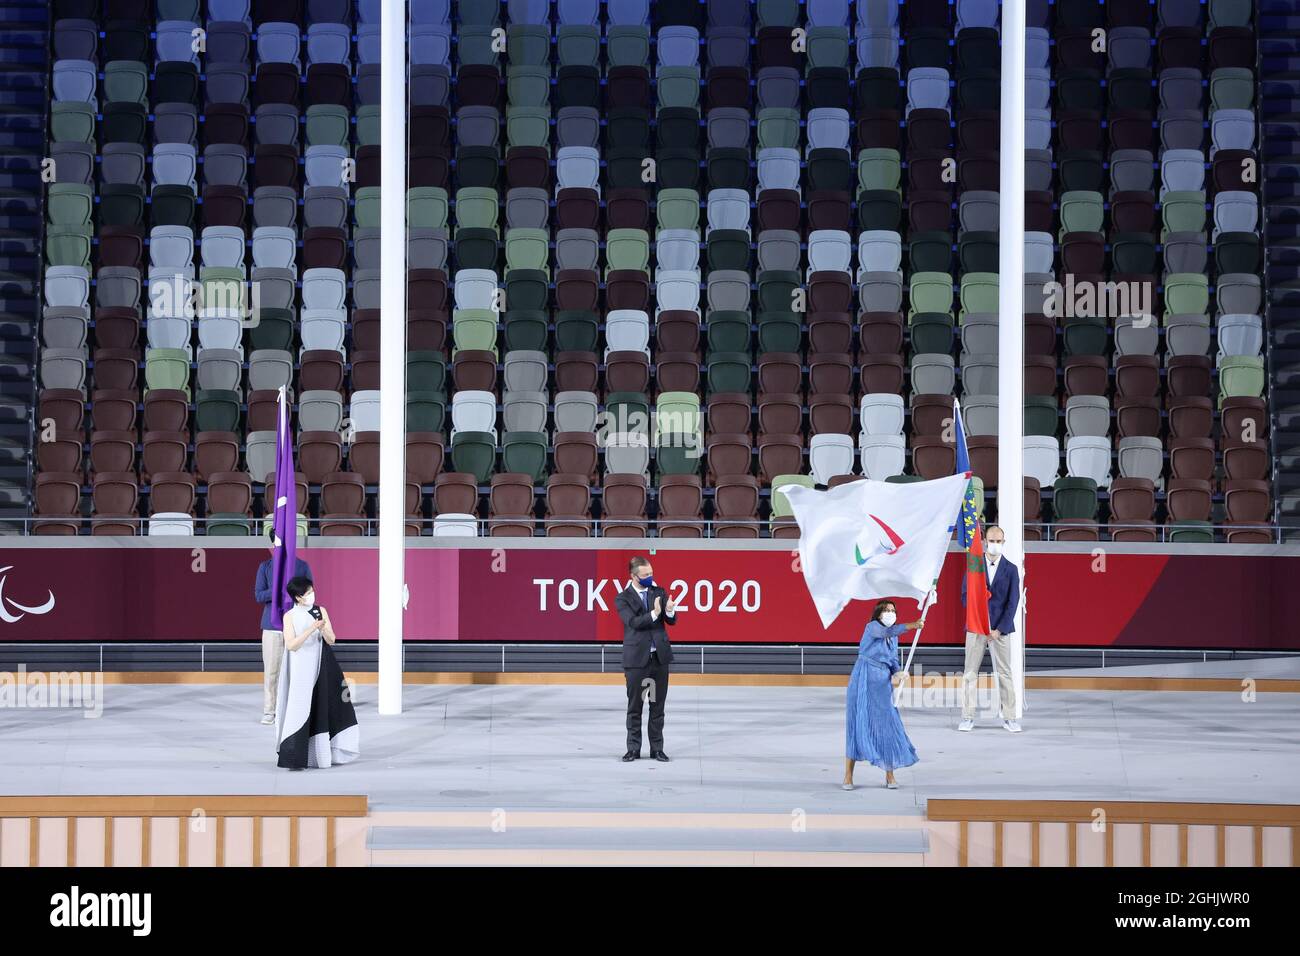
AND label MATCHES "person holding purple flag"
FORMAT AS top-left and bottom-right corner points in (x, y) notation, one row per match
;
(253, 387), (311, 725)
(254, 525), (312, 724)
